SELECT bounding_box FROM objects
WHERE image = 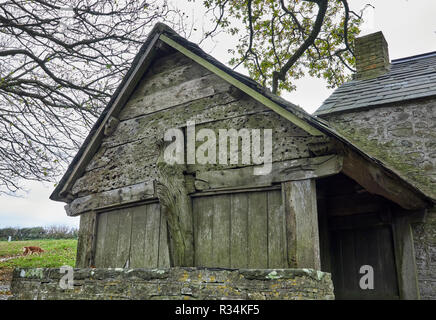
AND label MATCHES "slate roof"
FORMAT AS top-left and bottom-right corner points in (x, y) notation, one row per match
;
(315, 51), (436, 116)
